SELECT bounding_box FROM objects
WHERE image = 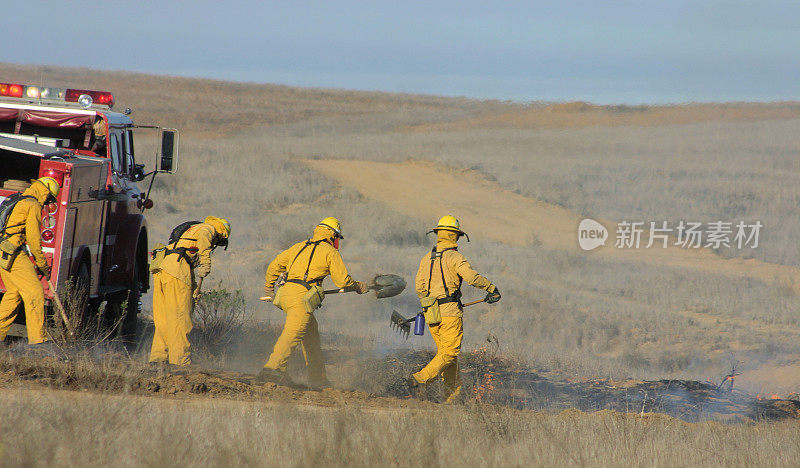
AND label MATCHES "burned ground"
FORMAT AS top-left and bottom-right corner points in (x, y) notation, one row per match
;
(2, 344), (798, 424)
